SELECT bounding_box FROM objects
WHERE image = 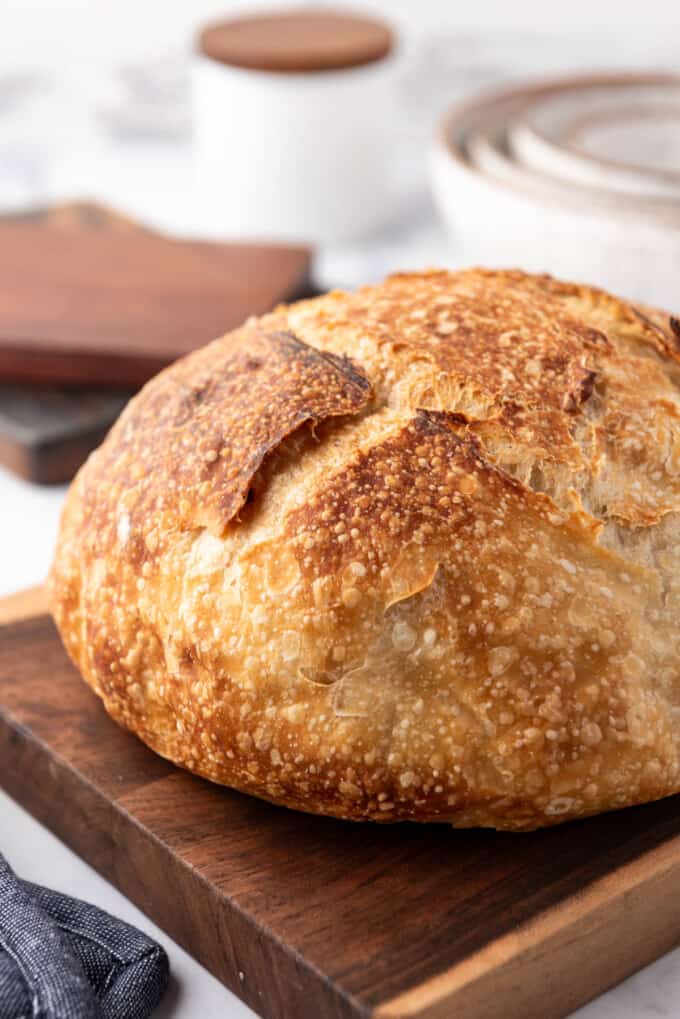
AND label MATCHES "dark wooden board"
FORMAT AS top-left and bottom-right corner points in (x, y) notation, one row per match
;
(0, 224), (311, 387)
(2, 603), (680, 1019)
(0, 384), (129, 484)
(0, 203), (139, 483)
(0, 202), (313, 483)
